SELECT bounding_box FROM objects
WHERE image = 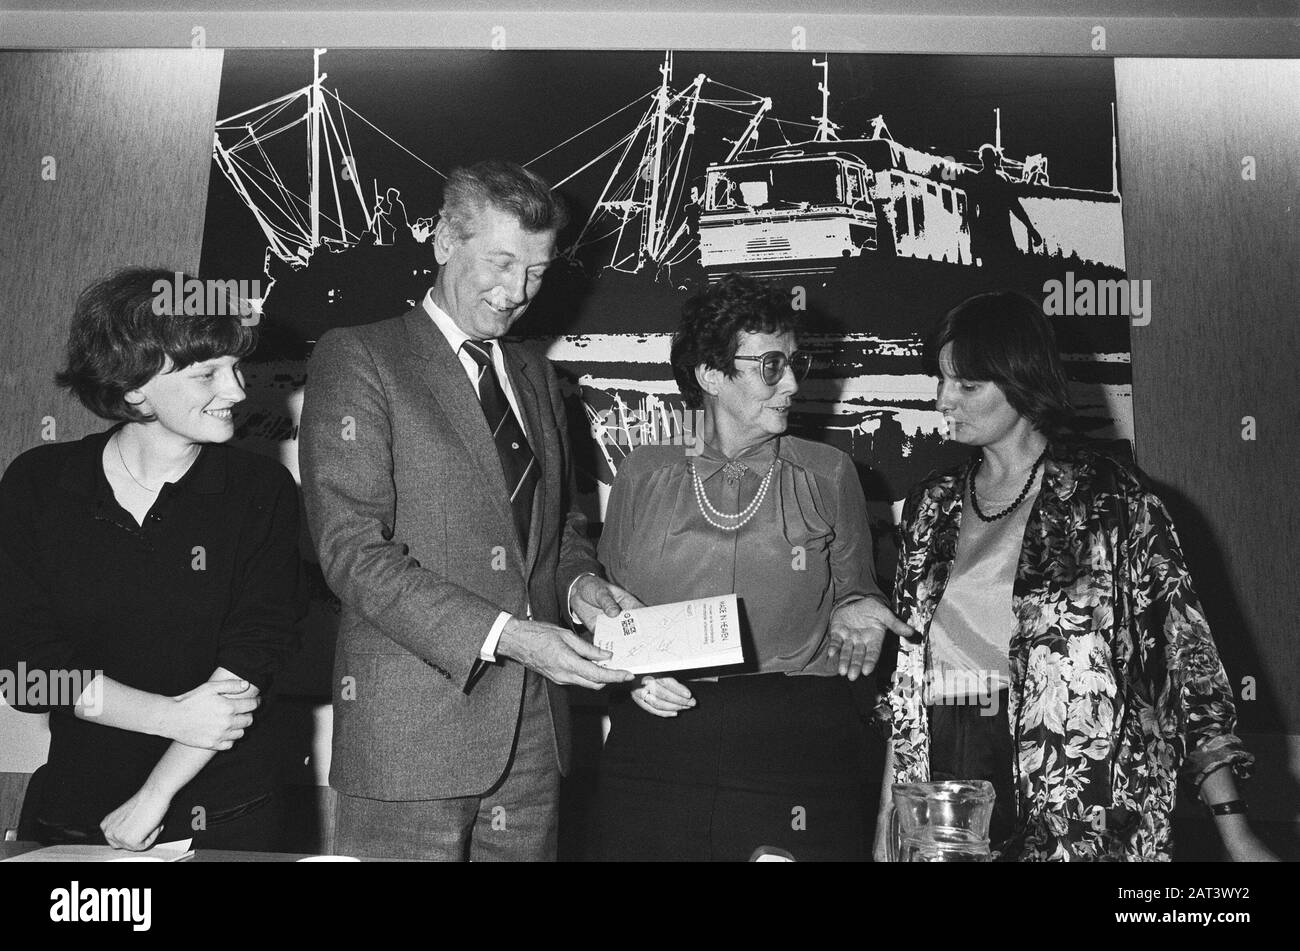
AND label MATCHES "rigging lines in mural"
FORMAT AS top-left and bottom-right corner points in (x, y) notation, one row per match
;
(203, 47), (1133, 514)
